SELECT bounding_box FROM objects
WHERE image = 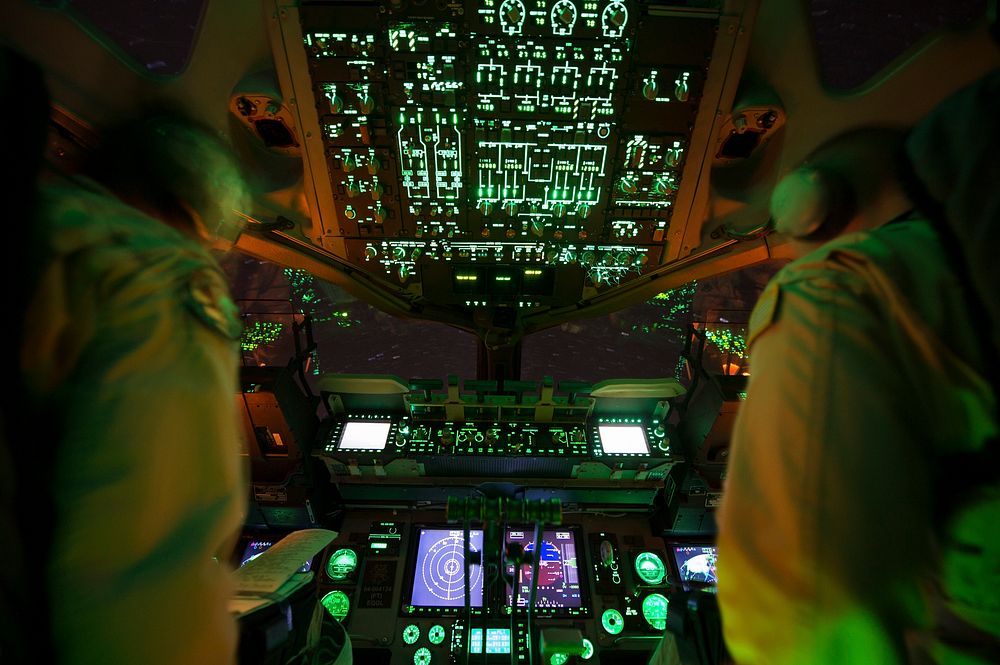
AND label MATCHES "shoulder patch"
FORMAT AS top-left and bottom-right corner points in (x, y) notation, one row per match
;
(747, 283), (781, 349)
(185, 268), (243, 341)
